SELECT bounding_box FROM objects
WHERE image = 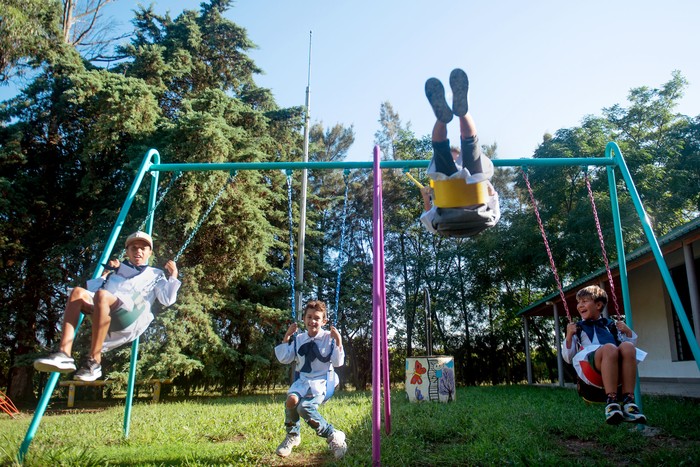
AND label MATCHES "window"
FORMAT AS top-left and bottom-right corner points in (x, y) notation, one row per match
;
(669, 255), (699, 362)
